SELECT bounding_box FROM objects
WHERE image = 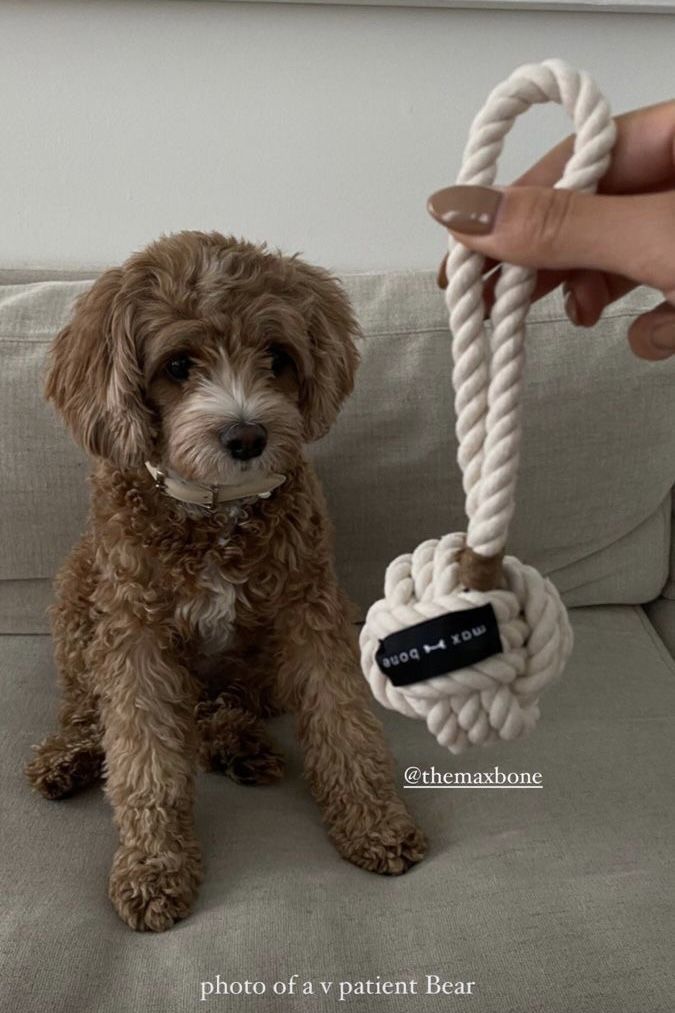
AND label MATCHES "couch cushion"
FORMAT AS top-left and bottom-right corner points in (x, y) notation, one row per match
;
(0, 581), (54, 636)
(2, 605), (674, 1012)
(645, 597), (675, 658)
(1, 272), (674, 631)
(664, 491), (675, 601)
